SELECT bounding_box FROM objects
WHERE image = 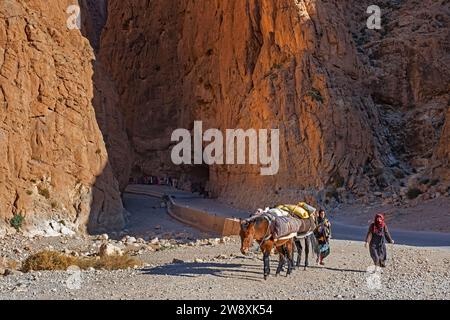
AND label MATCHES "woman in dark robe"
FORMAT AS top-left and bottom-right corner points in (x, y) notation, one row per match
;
(315, 210), (332, 265)
(365, 213), (395, 267)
